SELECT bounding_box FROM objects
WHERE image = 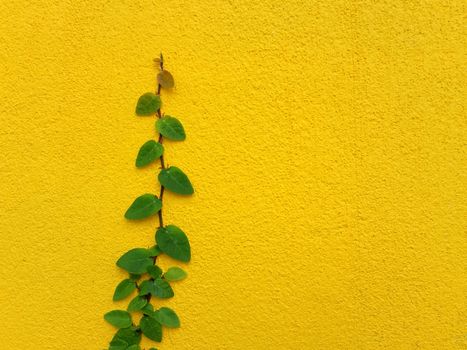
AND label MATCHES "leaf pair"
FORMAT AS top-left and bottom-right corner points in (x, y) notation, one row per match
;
(115, 245), (188, 291)
(124, 168), (193, 221)
(138, 278), (174, 299)
(135, 92), (185, 142)
(117, 225), (191, 268)
(104, 307), (177, 334)
(106, 308), (179, 342)
(135, 119), (186, 184)
(139, 307), (180, 343)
